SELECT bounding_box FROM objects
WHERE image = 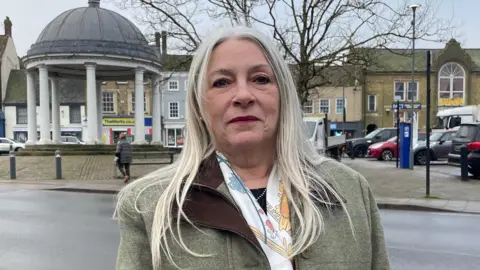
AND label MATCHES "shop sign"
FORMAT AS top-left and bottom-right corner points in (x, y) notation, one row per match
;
(439, 98), (463, 106)
(103, 118), (135, 126)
